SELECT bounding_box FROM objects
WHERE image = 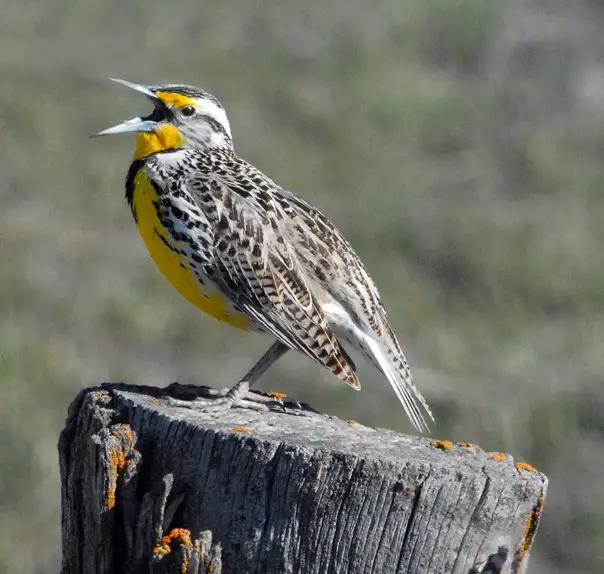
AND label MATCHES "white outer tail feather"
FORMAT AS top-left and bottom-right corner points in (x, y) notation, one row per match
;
(322, 301), (433, 433)
(362, 335), (432, 434)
